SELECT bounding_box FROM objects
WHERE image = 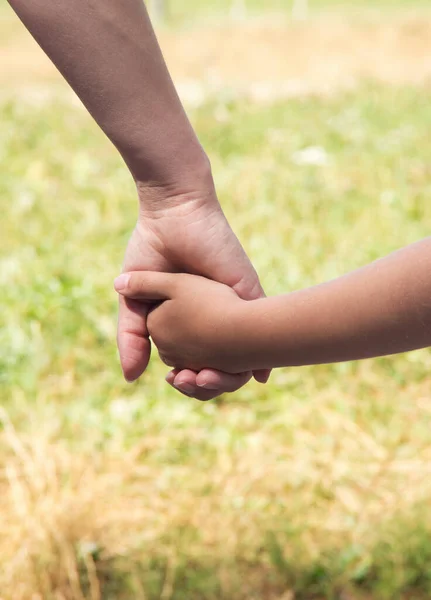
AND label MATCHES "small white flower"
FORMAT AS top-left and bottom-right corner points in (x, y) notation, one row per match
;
(110, 398), (137, 421)
(292, 145), (329, 166)
(176, 80), (207, 108)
